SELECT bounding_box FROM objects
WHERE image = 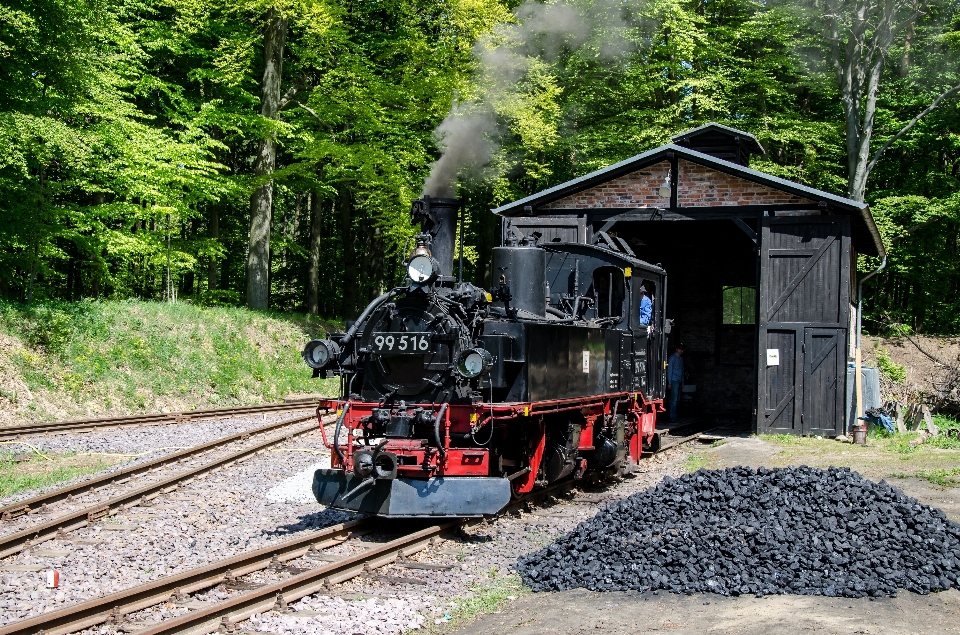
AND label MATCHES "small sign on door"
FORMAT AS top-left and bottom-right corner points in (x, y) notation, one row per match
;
(766, 348), (780, 366)
(582, 350), (590, 374)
